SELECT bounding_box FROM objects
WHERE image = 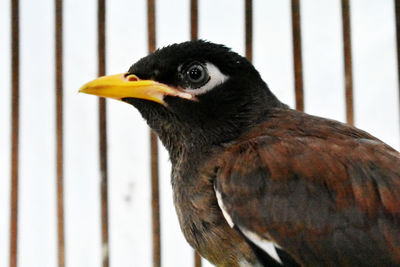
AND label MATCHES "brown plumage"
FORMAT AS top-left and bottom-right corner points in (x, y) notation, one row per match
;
(80, 40), (400, 266)
(213, 108), (400, 266)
